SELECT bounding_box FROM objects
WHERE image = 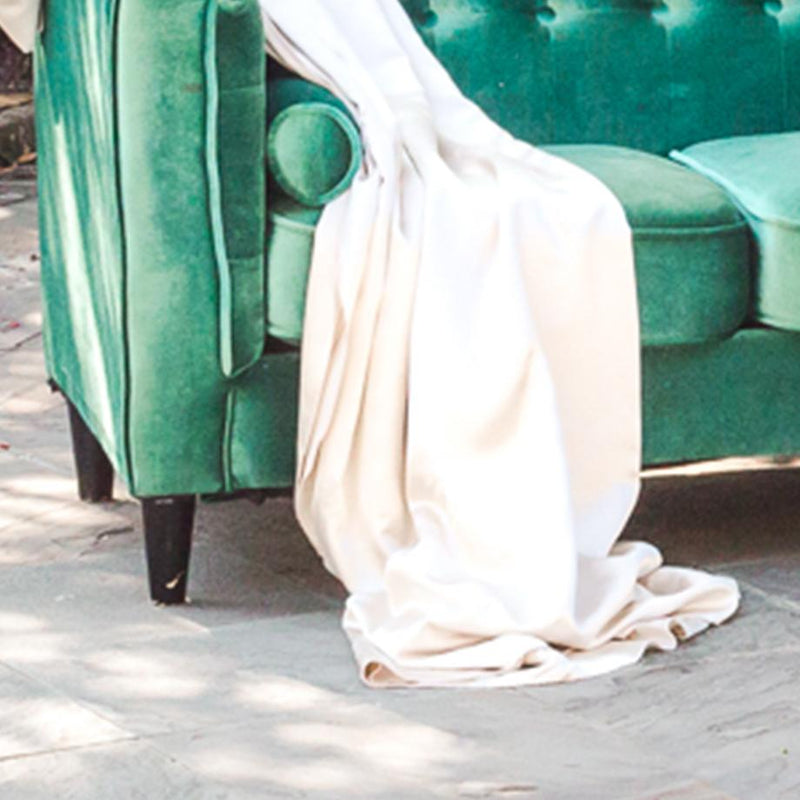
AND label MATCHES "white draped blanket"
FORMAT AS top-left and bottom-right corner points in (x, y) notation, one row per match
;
(2, 0), (738, 686)
(261, 0), (739, 687)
